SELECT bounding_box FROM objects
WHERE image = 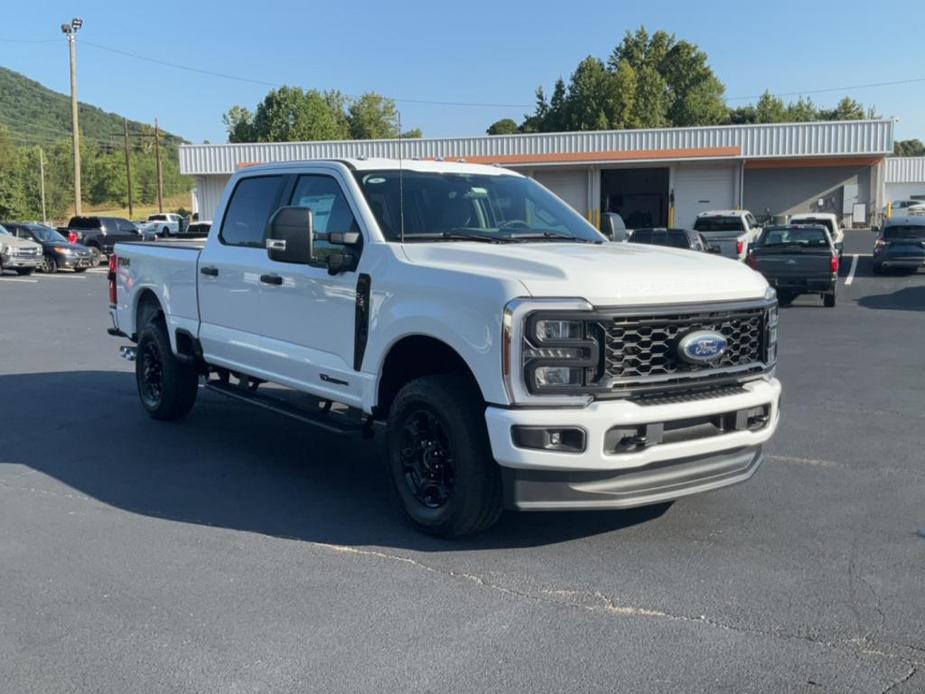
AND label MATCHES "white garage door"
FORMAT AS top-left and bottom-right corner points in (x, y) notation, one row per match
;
(673, 164), (736, 229)
(533, 169), (588, 217)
